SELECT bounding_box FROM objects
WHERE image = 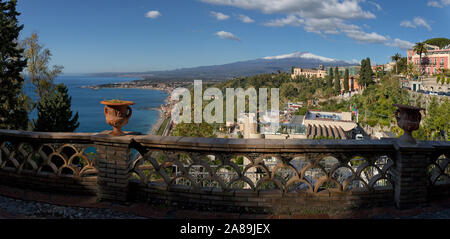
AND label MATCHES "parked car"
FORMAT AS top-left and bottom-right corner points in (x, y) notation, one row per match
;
(437, 92), (446, 96)
(446, 92), (450, 96)
(417, 90), (425, 93)
(424, 91), (431, 95)
(430, 92), (438, 95)
(355, 134), (364, 140)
